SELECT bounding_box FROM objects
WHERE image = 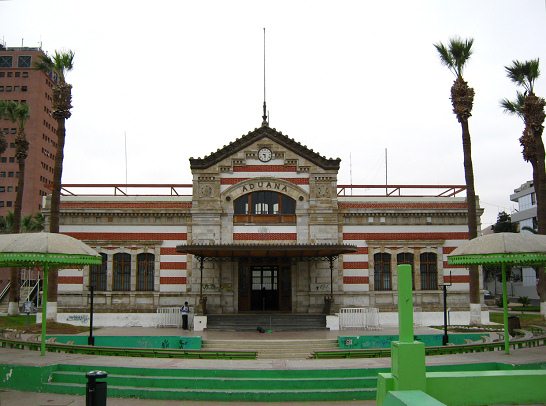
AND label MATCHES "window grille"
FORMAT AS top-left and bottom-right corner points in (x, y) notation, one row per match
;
(420, 252), (438, 290)
(374, 253), (392, 291)
(90, 253), (107, 291)
(137, 253), (154, 291)
(113, 253), (131, 291)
